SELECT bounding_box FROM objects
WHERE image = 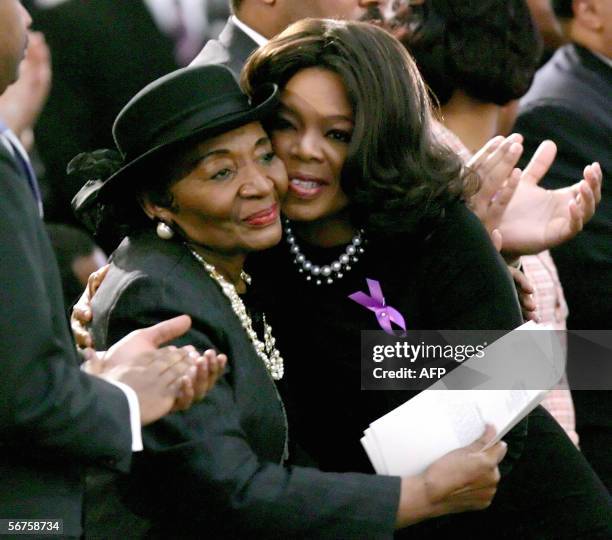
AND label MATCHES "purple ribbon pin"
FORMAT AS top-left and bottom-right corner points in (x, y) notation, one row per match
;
(349, 279), (407, 335)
